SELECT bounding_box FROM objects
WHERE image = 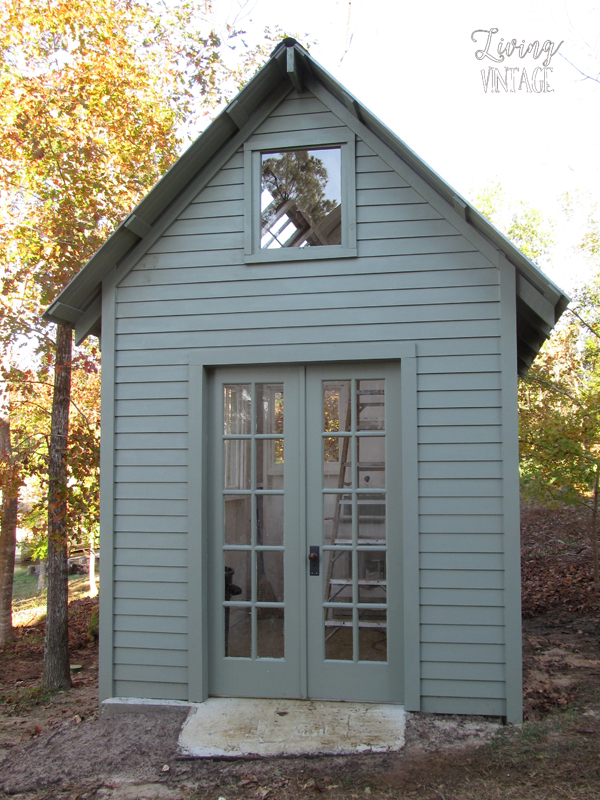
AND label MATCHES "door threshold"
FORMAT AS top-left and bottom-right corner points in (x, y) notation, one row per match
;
(178, 698), (405, 758)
